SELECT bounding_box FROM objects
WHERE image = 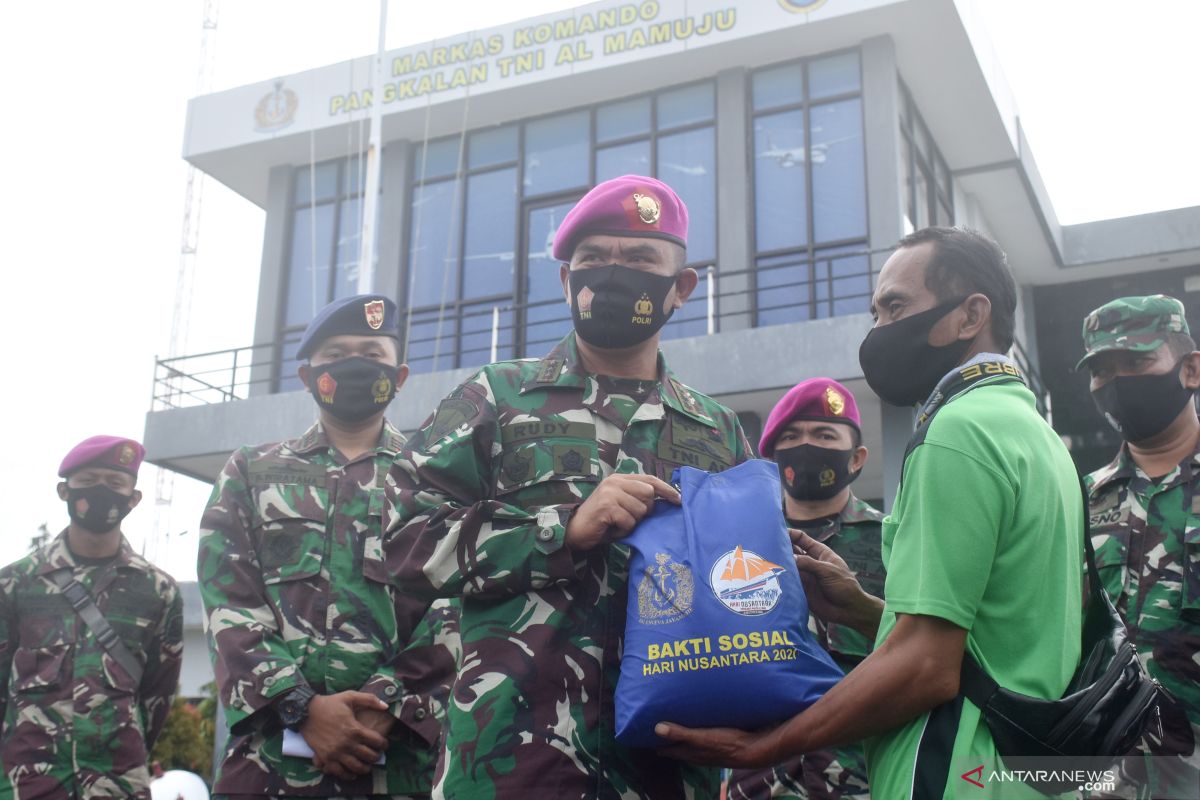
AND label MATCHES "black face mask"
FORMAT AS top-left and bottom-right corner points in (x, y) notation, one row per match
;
(67, 485), (134, 534)
(774, 444), (860, 501)
(858, 297), (973, 406)
(306, 357), (397, 423)
(1091, 360), (1196, 443)
(569, 264), (678, 349)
